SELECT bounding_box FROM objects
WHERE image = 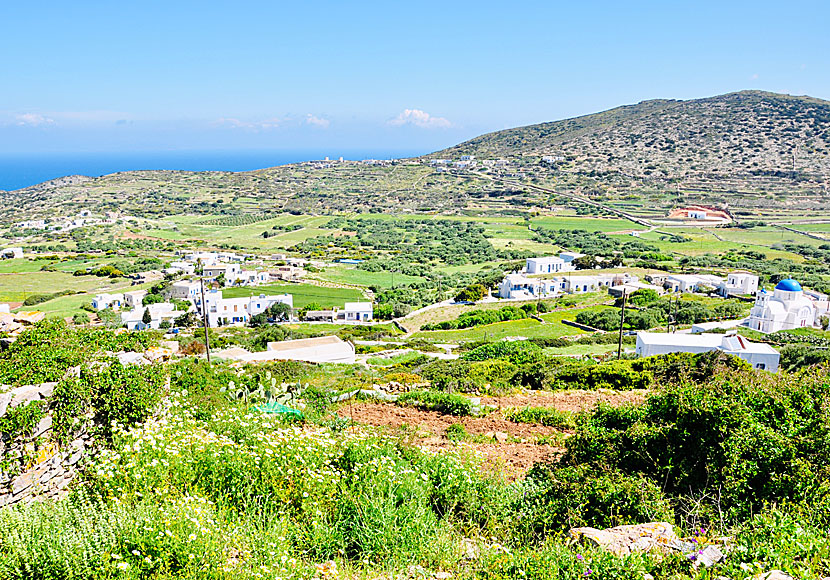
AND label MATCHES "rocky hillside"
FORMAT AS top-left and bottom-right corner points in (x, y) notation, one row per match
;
(440, 91), (830, 181)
